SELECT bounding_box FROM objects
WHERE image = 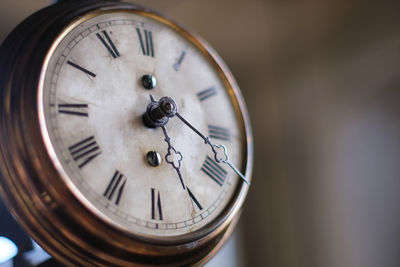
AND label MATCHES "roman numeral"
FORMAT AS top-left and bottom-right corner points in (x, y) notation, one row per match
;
(197, 87), (217, 102)
(201, 156), (227, 186)
(103, 170), (126, 205)
(58, 103), (88, 117)
(151, 188), (163, 220)
(96, 30), (120, 58)
(69, 136), (101, 168)
(136, 28), (154, 57)
(187, 187), (203, 210)
(173, 51), (186, 71)
(67, 61), (96, 78)
(208, 125), (231, 141)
